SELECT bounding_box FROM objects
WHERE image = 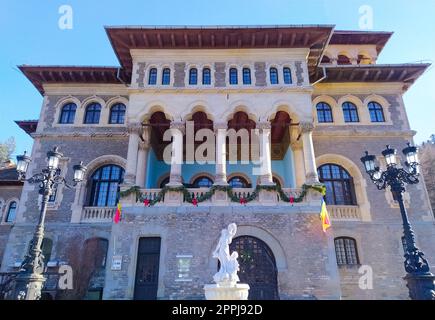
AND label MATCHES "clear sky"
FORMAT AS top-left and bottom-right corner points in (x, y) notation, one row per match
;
(0, 0), (434, 159)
